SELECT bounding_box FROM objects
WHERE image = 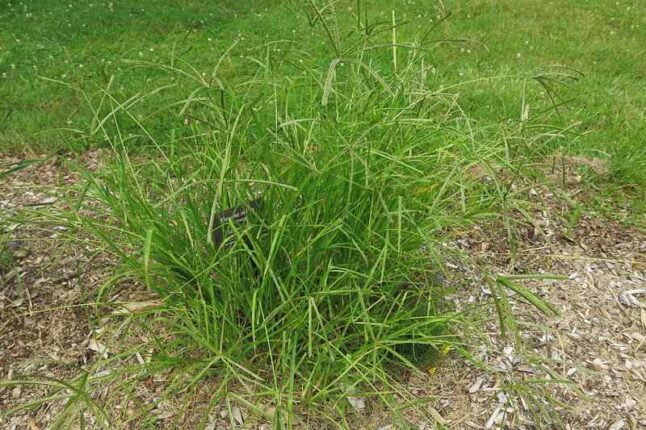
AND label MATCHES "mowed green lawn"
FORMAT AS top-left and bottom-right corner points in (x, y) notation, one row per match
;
(1, 0), (644, 189)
